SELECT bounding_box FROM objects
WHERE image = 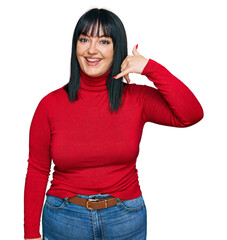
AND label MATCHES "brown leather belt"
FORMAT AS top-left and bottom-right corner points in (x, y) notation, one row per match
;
(68, 196), (126, 210)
